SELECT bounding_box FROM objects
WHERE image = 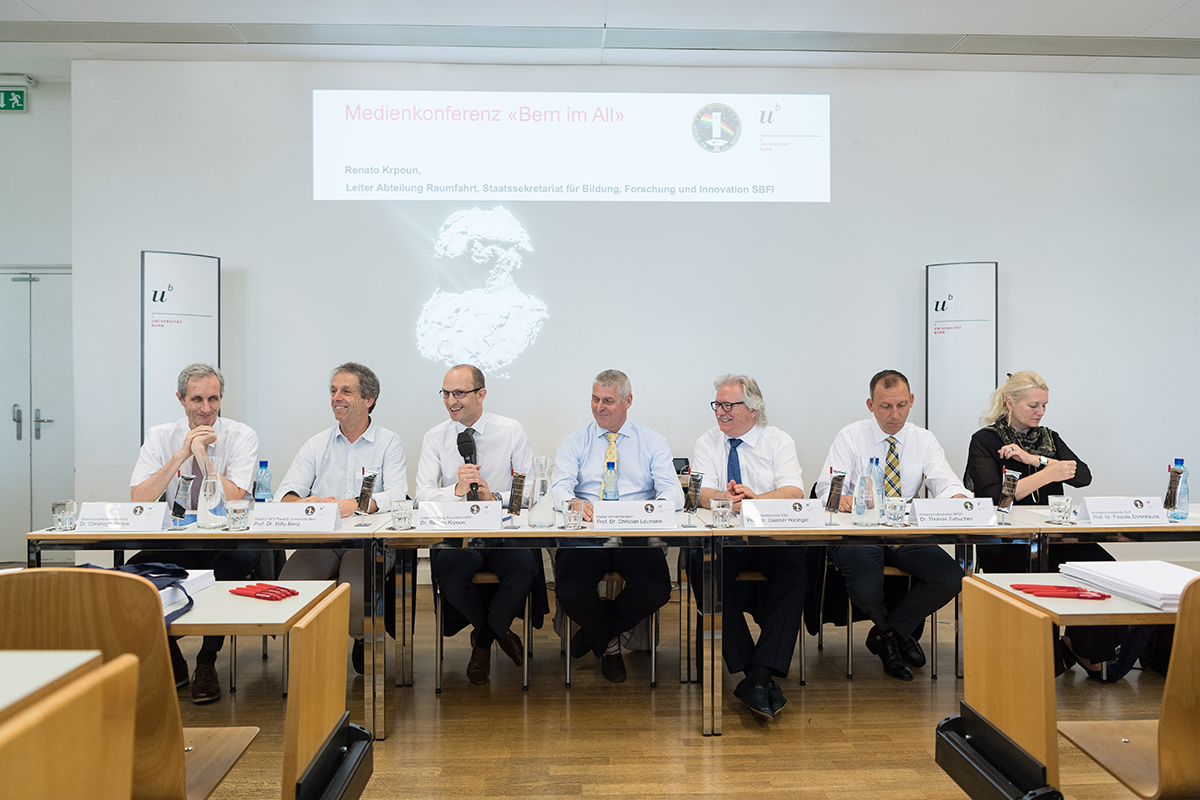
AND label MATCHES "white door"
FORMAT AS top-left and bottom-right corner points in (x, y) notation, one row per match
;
(0, 271), (74, 562)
